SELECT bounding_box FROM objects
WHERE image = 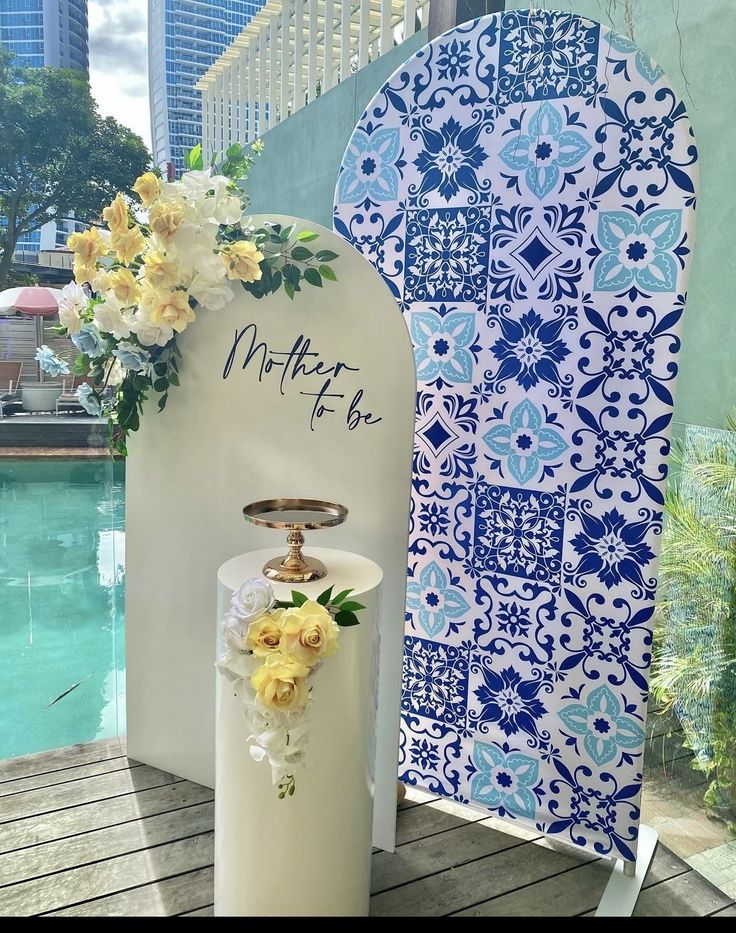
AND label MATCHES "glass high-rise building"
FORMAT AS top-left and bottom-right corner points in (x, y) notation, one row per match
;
(0, 0), (88, 72)
(0, 0), (89, 255)
(149, 0), (264, 176)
